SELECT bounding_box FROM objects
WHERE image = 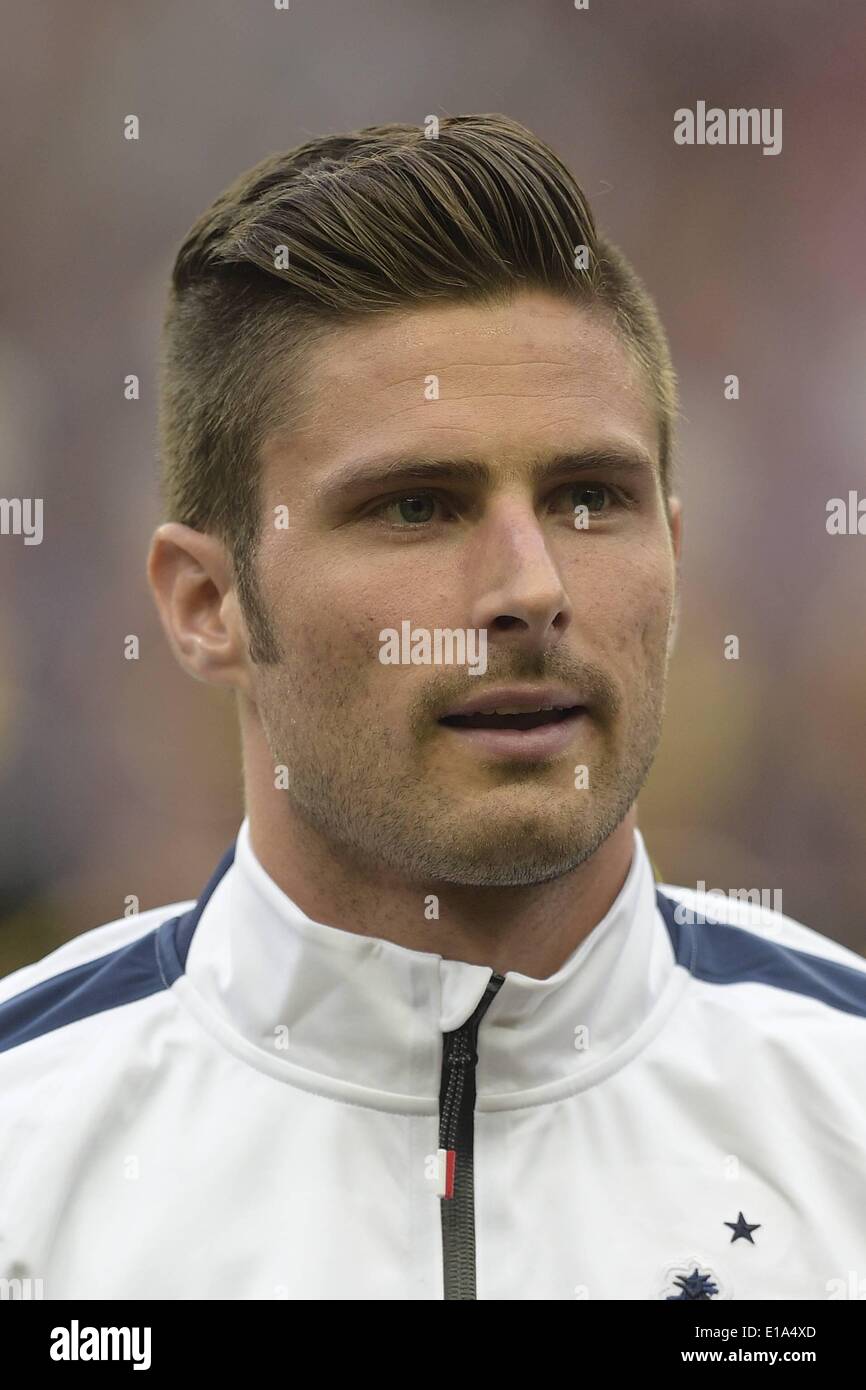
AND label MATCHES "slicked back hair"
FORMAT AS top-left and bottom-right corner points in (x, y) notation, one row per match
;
(158, 114), (679, 662)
